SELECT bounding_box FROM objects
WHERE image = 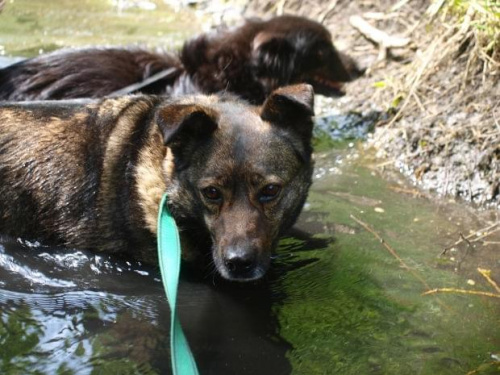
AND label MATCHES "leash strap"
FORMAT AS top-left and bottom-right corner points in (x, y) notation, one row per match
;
(108, 67), (180, 97)
(157, 193), (200, 375)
